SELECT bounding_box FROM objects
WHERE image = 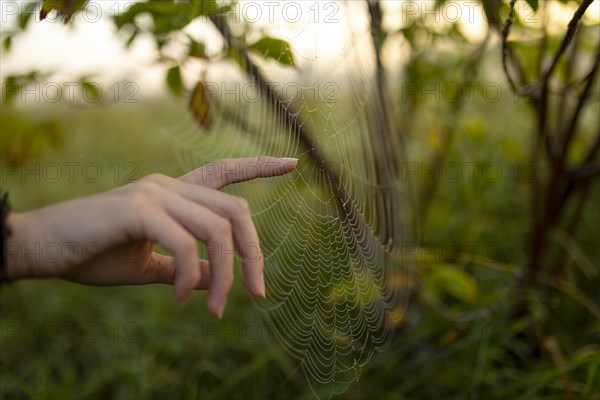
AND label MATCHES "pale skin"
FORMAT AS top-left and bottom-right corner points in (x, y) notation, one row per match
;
(4, 156), (298, 318)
